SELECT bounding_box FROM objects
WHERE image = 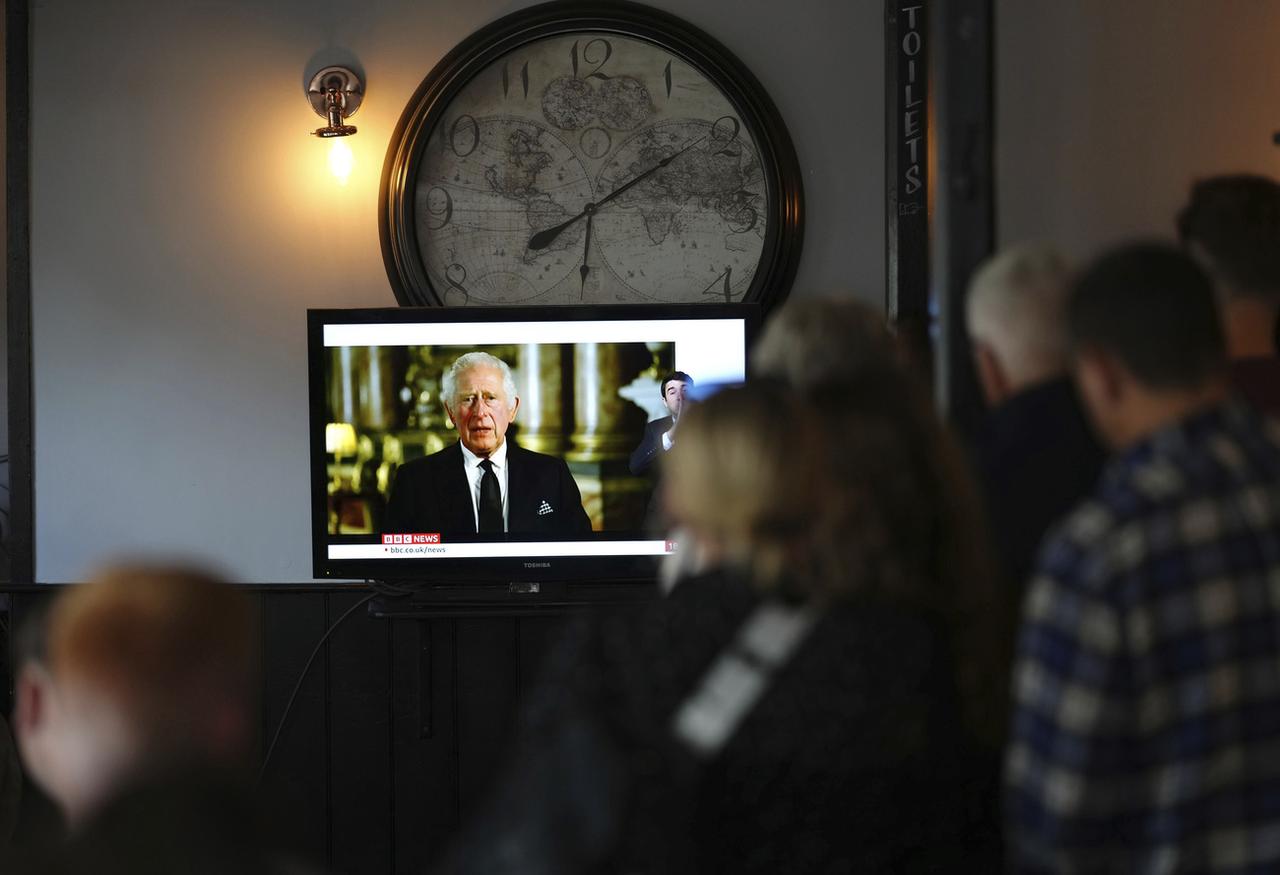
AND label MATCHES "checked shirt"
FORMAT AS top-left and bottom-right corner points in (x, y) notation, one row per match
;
(1005, 400), (1280, 874)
